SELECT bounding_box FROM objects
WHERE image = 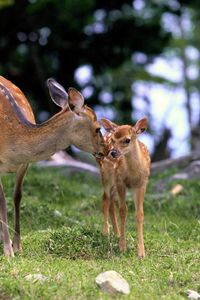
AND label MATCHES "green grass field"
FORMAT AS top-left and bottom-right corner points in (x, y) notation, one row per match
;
(0, 165), (199, 299)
